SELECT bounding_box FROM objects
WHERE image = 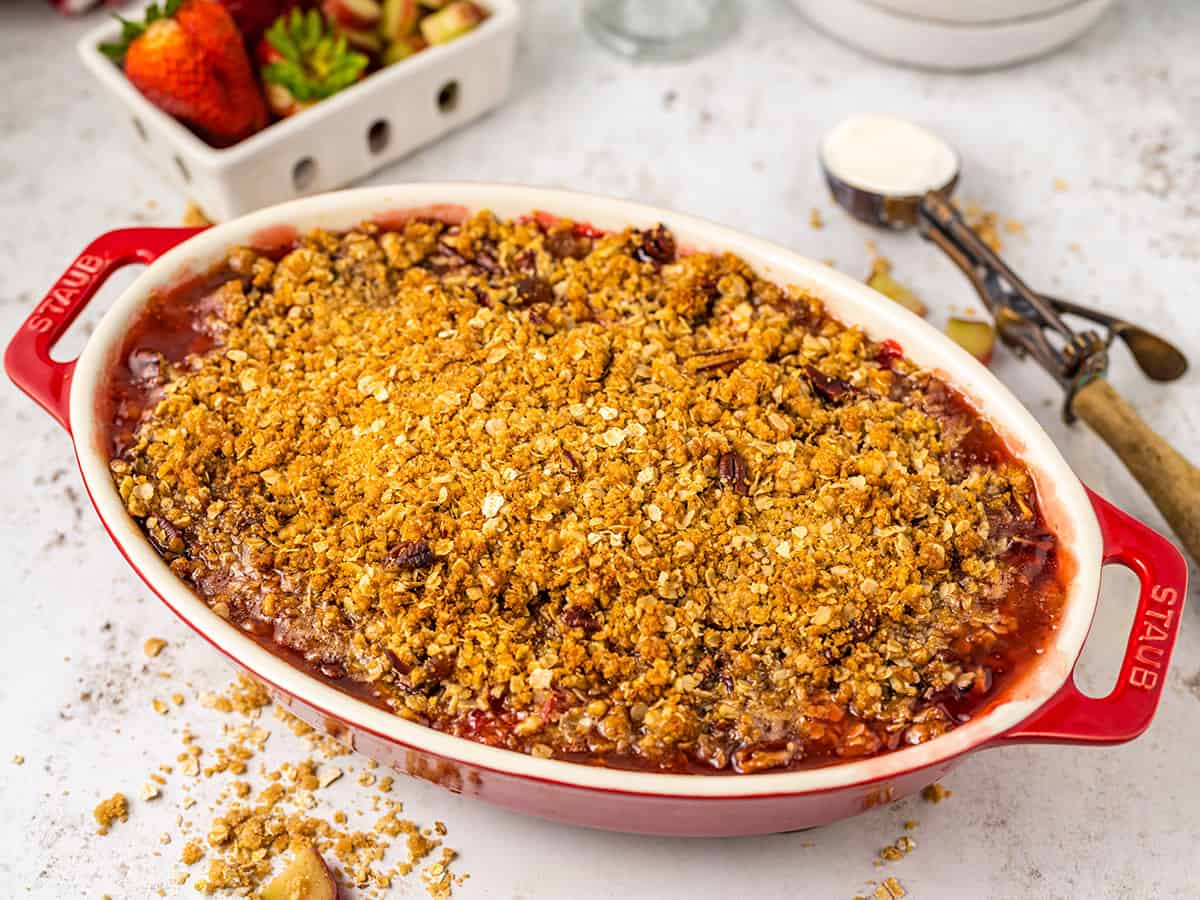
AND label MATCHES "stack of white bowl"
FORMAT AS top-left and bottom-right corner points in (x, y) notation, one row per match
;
(790, 0), (1115, 71)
